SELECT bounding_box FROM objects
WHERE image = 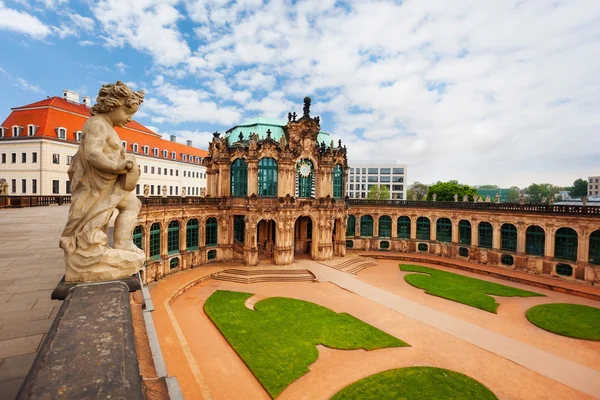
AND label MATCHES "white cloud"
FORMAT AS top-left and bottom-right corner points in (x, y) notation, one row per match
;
(68, 13), (95, 31)
(92, 0), (191, 66)
(0, 2), (52, 39)
(15, 78), (44, 94)
(115, 62), (127, 74)
(78, 40), (95, 46)
(35, 0), (68, 8)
